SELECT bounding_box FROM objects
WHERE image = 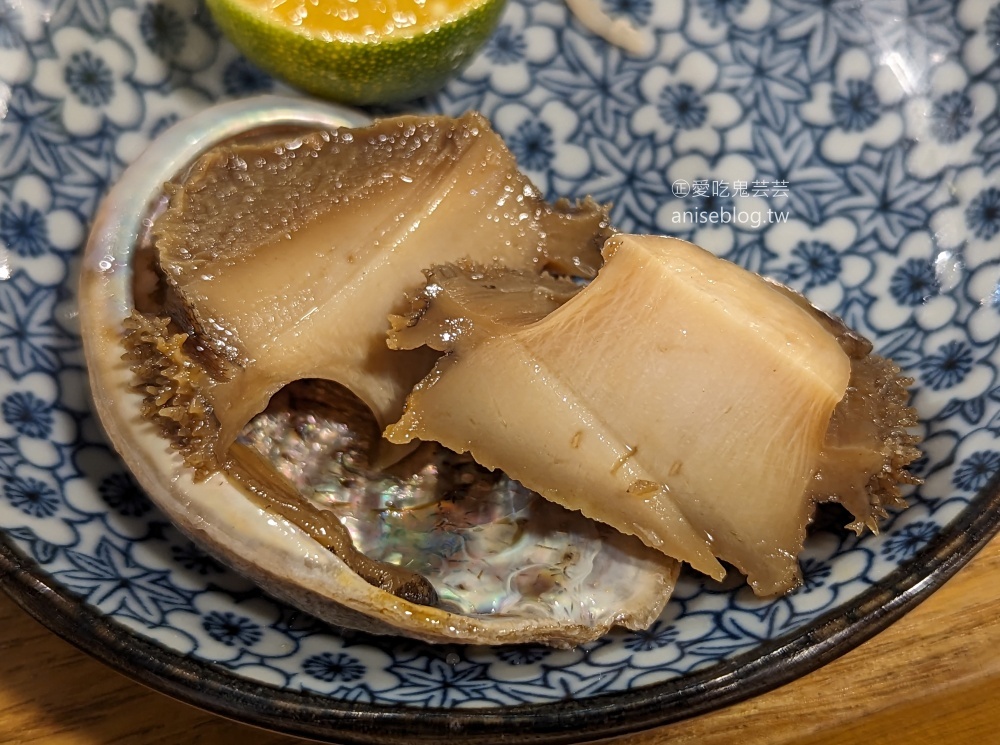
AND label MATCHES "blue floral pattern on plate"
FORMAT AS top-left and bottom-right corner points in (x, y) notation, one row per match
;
(0, 0), (999, 741)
